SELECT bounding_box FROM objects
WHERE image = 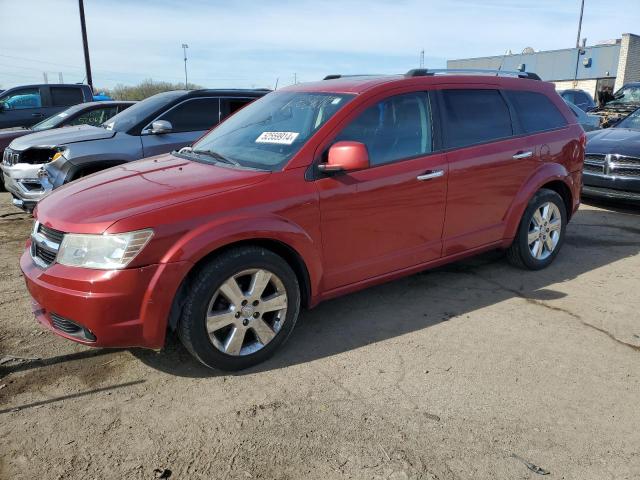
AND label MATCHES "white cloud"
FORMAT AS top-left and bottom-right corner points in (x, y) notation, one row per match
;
(1, 0), (639, 89)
